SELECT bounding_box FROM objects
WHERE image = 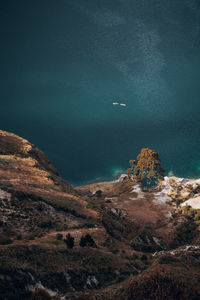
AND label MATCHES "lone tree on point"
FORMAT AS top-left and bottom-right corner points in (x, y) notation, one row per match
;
(127, 148), (164, 187)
